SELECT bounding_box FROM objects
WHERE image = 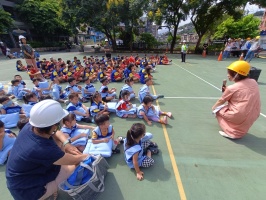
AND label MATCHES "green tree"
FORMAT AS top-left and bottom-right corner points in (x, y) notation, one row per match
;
(62, 0), (121, 51)
(17, 0), (69, 41)
(0, 9), (14, 34)
(149, 0), (189, 53)
(189, 0), (246, 51)
(139, 33), (157, 49)
(118, 0), (150, 51)
(214, 14), (260, 39)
